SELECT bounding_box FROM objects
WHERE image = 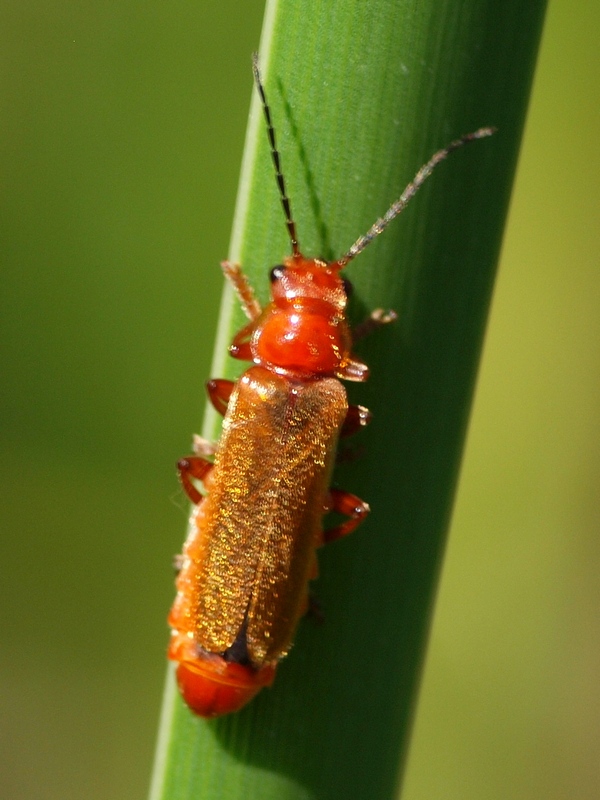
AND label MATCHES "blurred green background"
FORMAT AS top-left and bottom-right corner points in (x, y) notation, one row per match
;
(0, 2), (597, 799)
